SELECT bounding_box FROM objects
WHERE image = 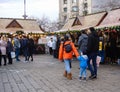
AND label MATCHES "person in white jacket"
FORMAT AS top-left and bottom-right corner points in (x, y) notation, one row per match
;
(47, 38), (53, 55)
